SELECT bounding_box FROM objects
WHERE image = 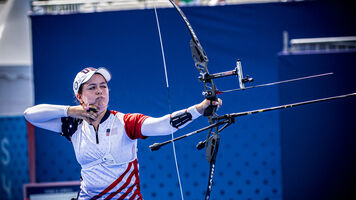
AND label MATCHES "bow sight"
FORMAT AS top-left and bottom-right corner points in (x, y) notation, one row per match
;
(198, 59), (254, 87)
(199, 59), (254, 116)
